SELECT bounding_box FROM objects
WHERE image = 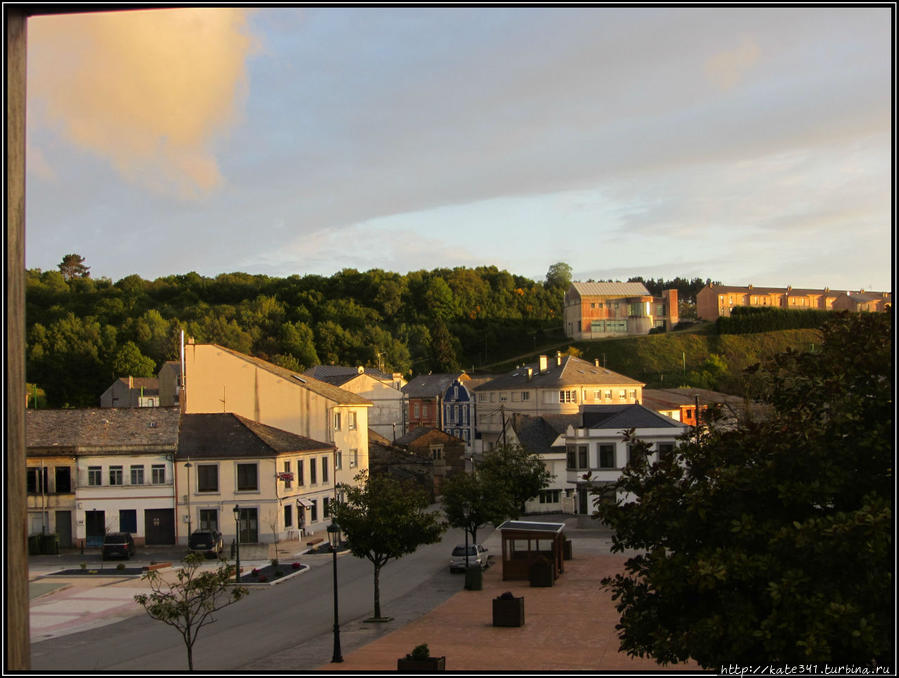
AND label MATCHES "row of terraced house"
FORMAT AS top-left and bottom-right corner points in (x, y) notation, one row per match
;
(27, 324), (752, 548)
